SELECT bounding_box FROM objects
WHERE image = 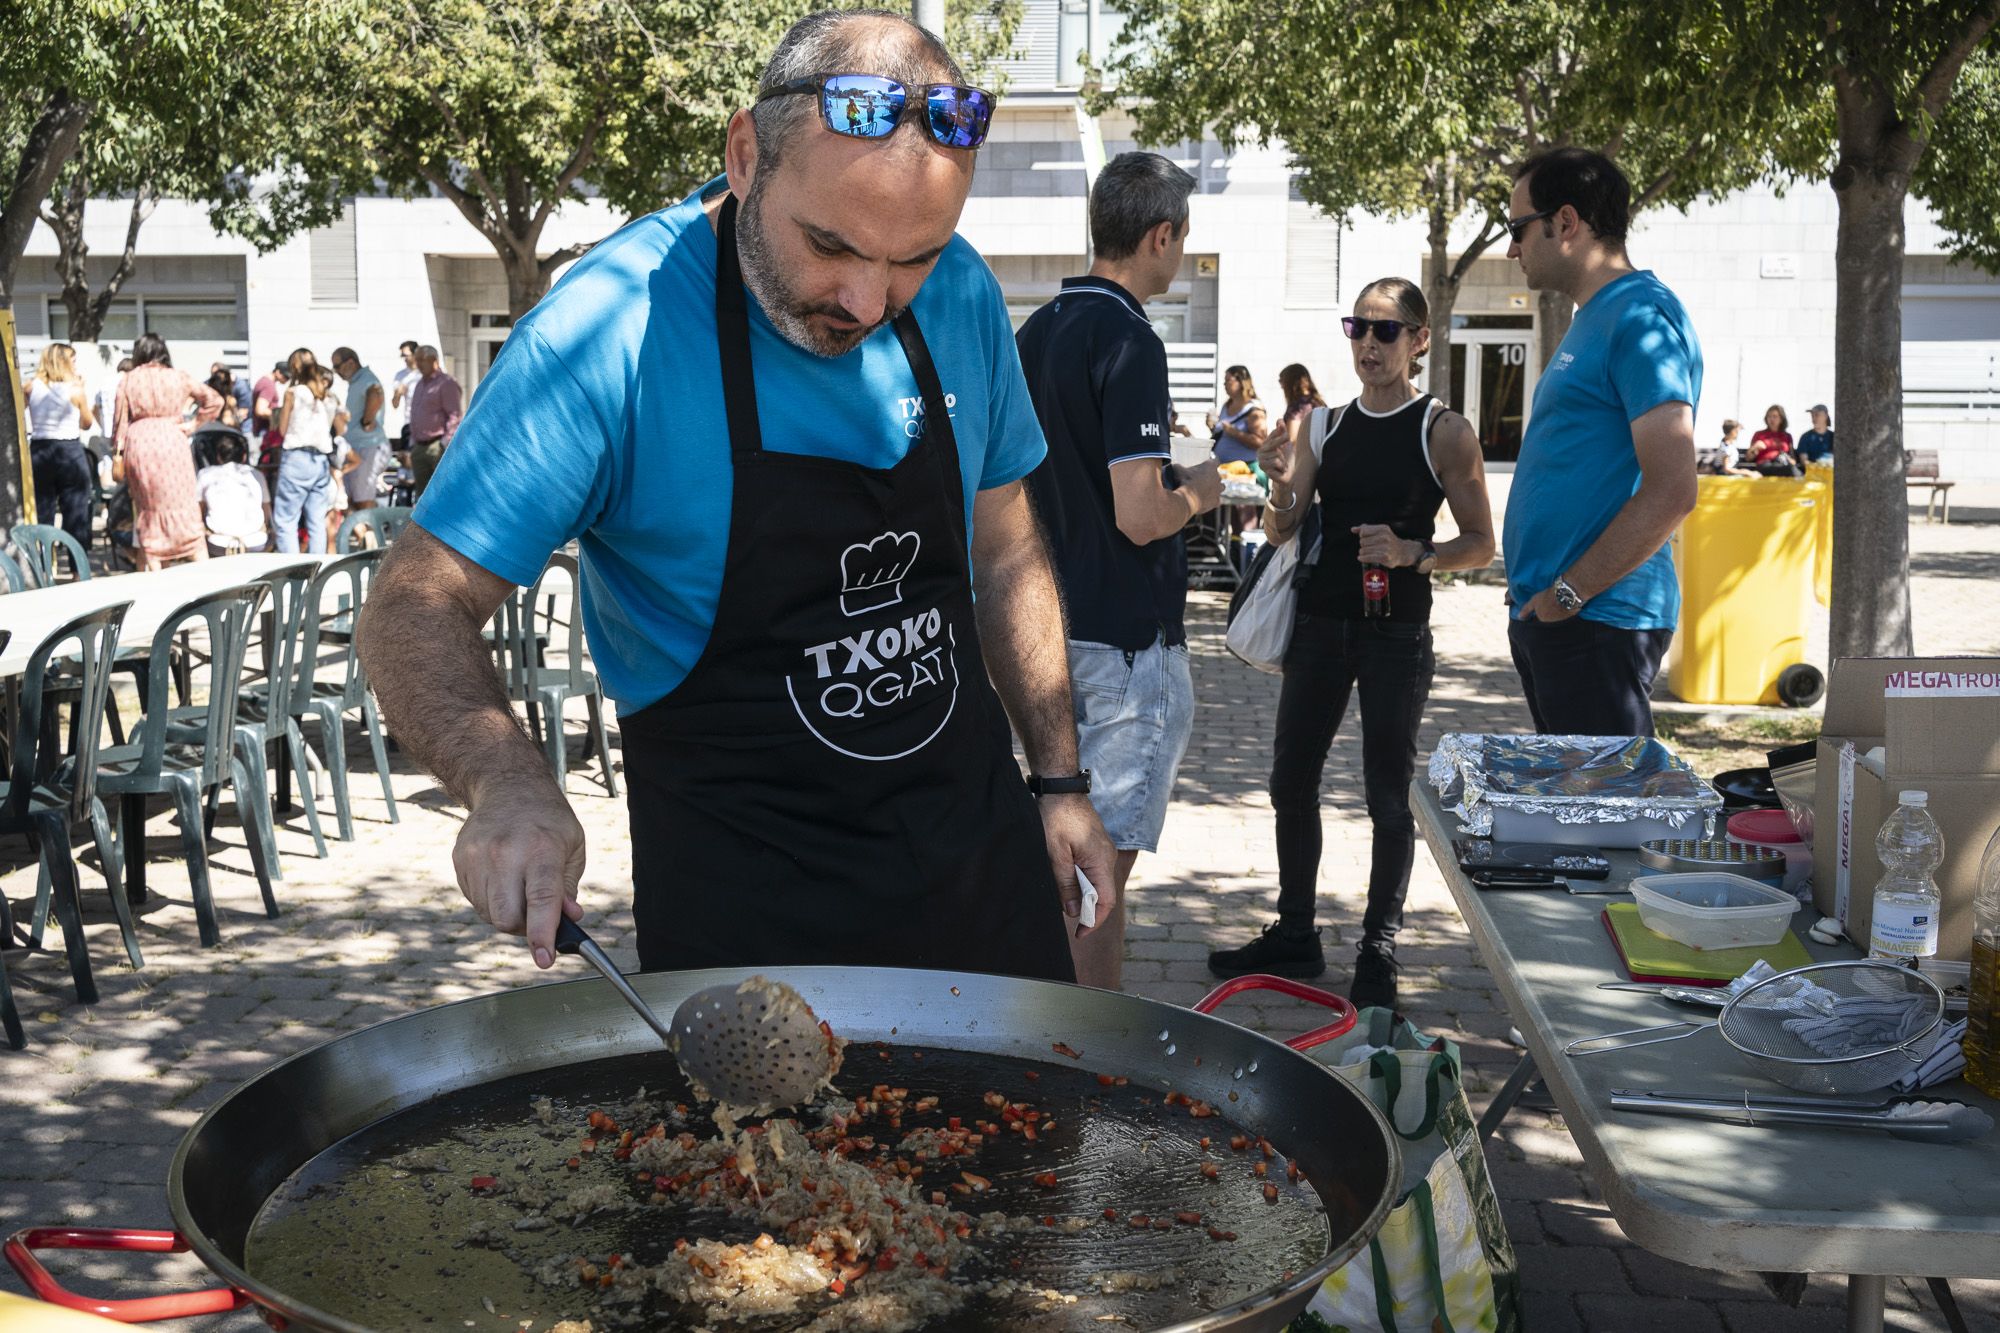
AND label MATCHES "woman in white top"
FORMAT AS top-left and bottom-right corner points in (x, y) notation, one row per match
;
(270, 347), (349, 554)
(25, 341), (98, 547)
